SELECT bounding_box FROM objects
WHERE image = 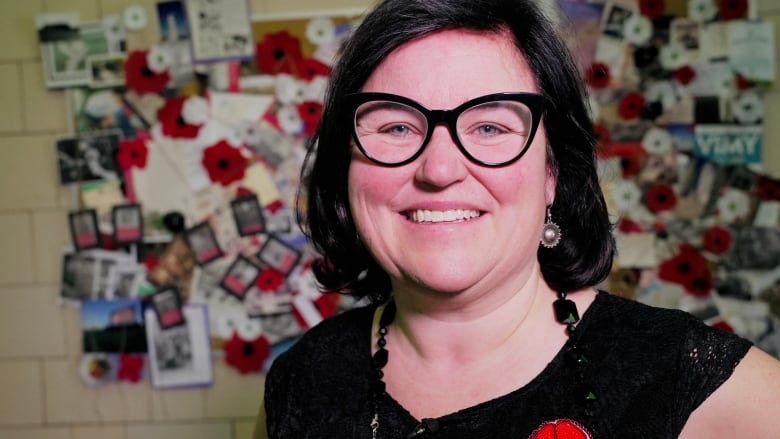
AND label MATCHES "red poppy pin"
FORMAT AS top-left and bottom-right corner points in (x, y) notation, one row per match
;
(702, 225), (732, 255)
(673, 65), (696, 86)
(117, 138), (149, 170)
(529, 419), (592, 439)
(586, 62), (611, 89)
(640, 0), (666, 19)
(297, 101), (323, 136)
(117, 354), (145, 383)
(256, 267), (285, 292)
(124, 50), (170, 95)
(658, 244), (713, 297)
(223, 332), (271, 374)
(618, 91), (646, 121)
(299, 58), (331, 81)
(157, 97), (204, 139)
(255, 31), (304, 75)
(201, 140), (248, 186)
(645, 184), (677, 213)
